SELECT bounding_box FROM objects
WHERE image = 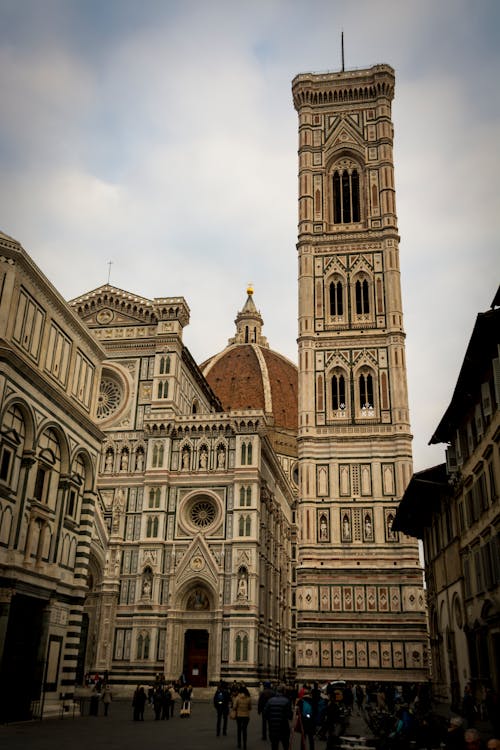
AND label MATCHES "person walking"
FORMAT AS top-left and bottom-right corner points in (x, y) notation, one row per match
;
(152, 686), (163, 720)
(355, 684), (364, 714)
(132, 685), (147, 721)
(233, 684), (252, 750)
(161, 686), (171, 720)
(264, 684), (292, 750)
(168, 683), (176, 717)
(101, 684), (112, 717)
(445, 716), (465, 750)
(296, 684), (316, 750)
(463, 683), (477, 728)
(180, 683), (193, 717)
(213, 680), (231, 736)
(258, 681), (275, 740)
(89, 684), (100, 716)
